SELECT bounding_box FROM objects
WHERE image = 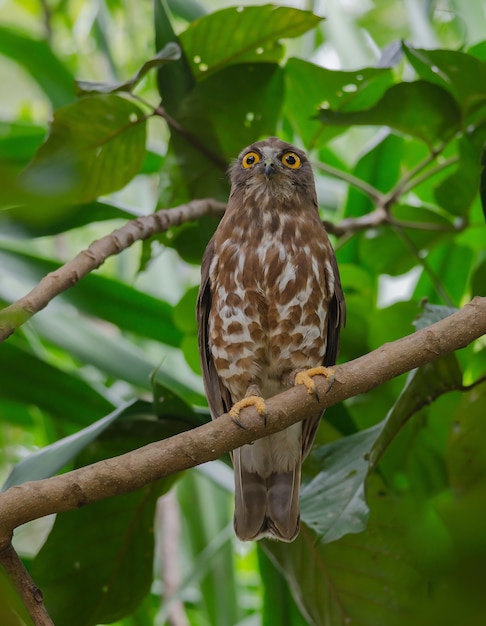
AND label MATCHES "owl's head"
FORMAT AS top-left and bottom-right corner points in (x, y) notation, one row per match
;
(228, 137), (316, 207)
